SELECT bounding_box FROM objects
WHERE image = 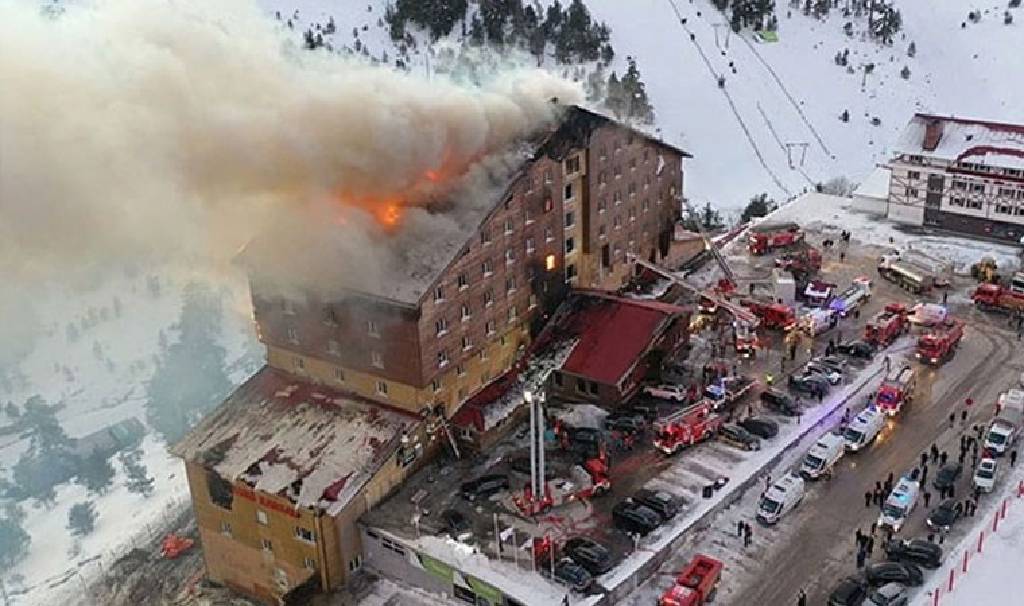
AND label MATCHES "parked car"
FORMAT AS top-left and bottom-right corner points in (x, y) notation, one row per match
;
(543, 558), (594, 593)
(460, 474), (510, 502)
(633, 489), (681, 522)
(926, 500), (963, 533)
(812, 355), (849, 374)
(864, 562), (923, 587)
(974, 457), (998, 493)
(932, 462), (963, 491)
(788, 373), (829, 396)
(836, 340), (876, 360)
(828, 576), (868, 606)
(441, 509), (473, 542)
(865, 582), (909, 606)
(805, 361), (843, 384)
(719, 423), (762, 451)
(760, 388), (800, 416)
(563, 537), (613, 575)
(604, 413), (646, 433)
(739, 416), (780, 439)
(644, 384), (689, 402)
(611, 500), (662, 536)
(884, 539), (942, 569)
